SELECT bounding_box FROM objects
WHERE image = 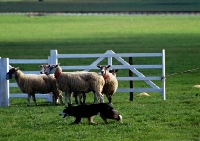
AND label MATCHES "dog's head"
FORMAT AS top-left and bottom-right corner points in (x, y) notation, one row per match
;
(59, 104), (73, 118)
